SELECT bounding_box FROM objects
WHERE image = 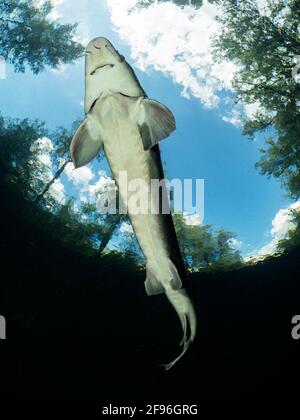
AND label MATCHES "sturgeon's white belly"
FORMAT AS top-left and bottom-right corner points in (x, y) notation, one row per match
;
(93, 94), (172, 268)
